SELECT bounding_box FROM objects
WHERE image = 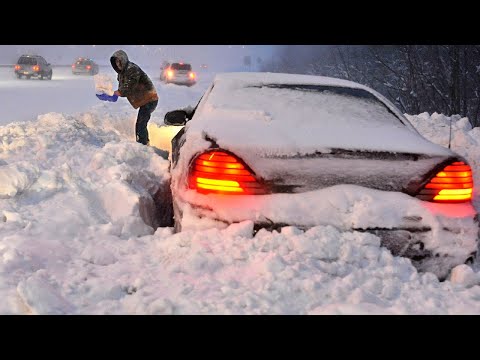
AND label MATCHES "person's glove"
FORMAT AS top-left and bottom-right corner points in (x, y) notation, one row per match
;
(96, 93), (118, 102)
